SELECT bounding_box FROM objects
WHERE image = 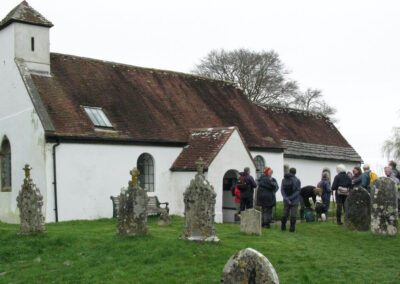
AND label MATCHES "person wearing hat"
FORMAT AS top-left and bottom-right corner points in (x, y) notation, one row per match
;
(257, 167), (279, 228)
